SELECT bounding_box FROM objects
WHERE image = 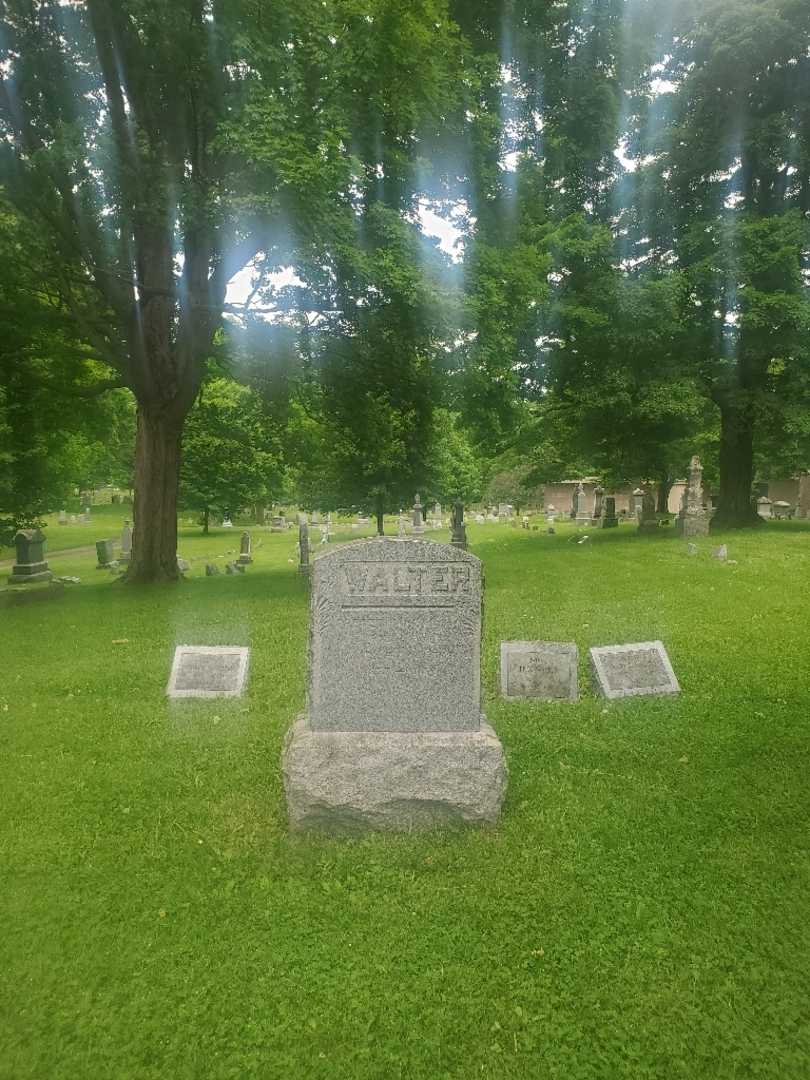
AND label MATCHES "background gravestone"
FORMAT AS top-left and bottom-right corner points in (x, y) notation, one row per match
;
(590, 641), (680, 699)
(282, 537), (507, 832)
(501, 641), (578, 701)
(166, 646), (250, 698)
(10, 529), (52, 584)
